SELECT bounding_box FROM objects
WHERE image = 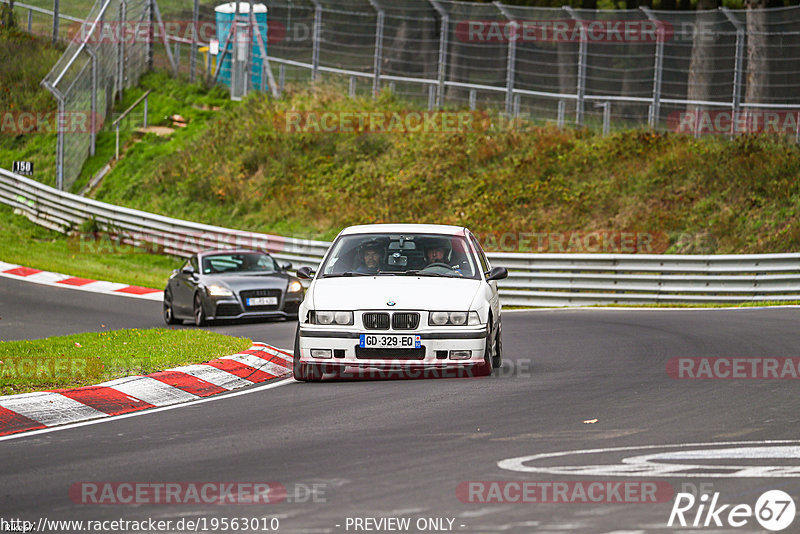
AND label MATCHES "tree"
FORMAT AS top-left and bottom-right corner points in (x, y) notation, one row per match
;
(744, 0), (768, 105)
(1, 0), (17, 29)
(686, 0), (719, 112)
